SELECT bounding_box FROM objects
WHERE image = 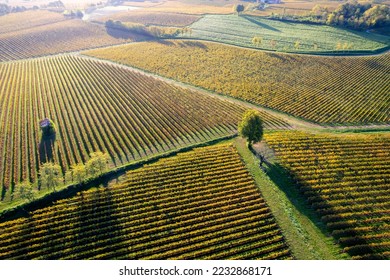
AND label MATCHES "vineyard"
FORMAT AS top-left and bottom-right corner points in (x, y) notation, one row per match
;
(0, 19), (142, 62)
(186, 14), (389, 53)
(0, 144), (293, 260)
(0, 55), (290, 202)
(265, 131), (390, 259)
(0, 10), (67, 35)
(85, 40), (390, 125)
